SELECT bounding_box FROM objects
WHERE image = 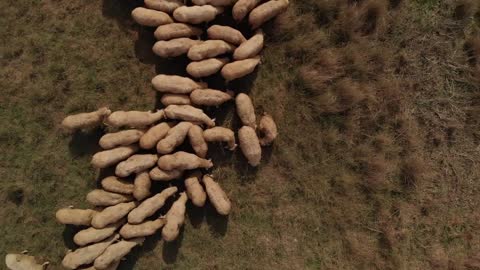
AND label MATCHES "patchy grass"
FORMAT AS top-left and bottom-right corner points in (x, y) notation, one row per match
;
(1, 0), (480, 269)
